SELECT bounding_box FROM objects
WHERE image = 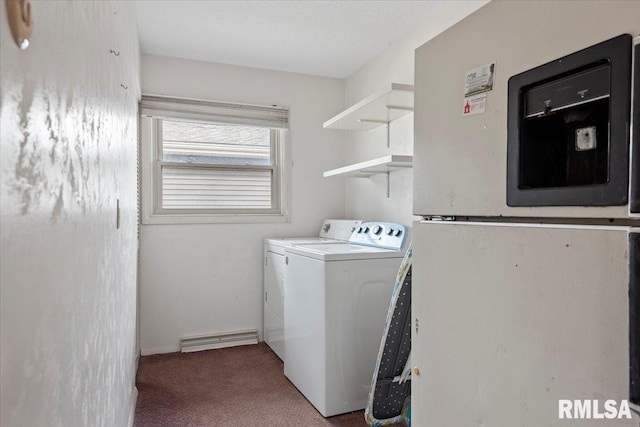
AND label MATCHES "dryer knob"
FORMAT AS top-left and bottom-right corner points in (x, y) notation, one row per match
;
(373, 225), (383, 235)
